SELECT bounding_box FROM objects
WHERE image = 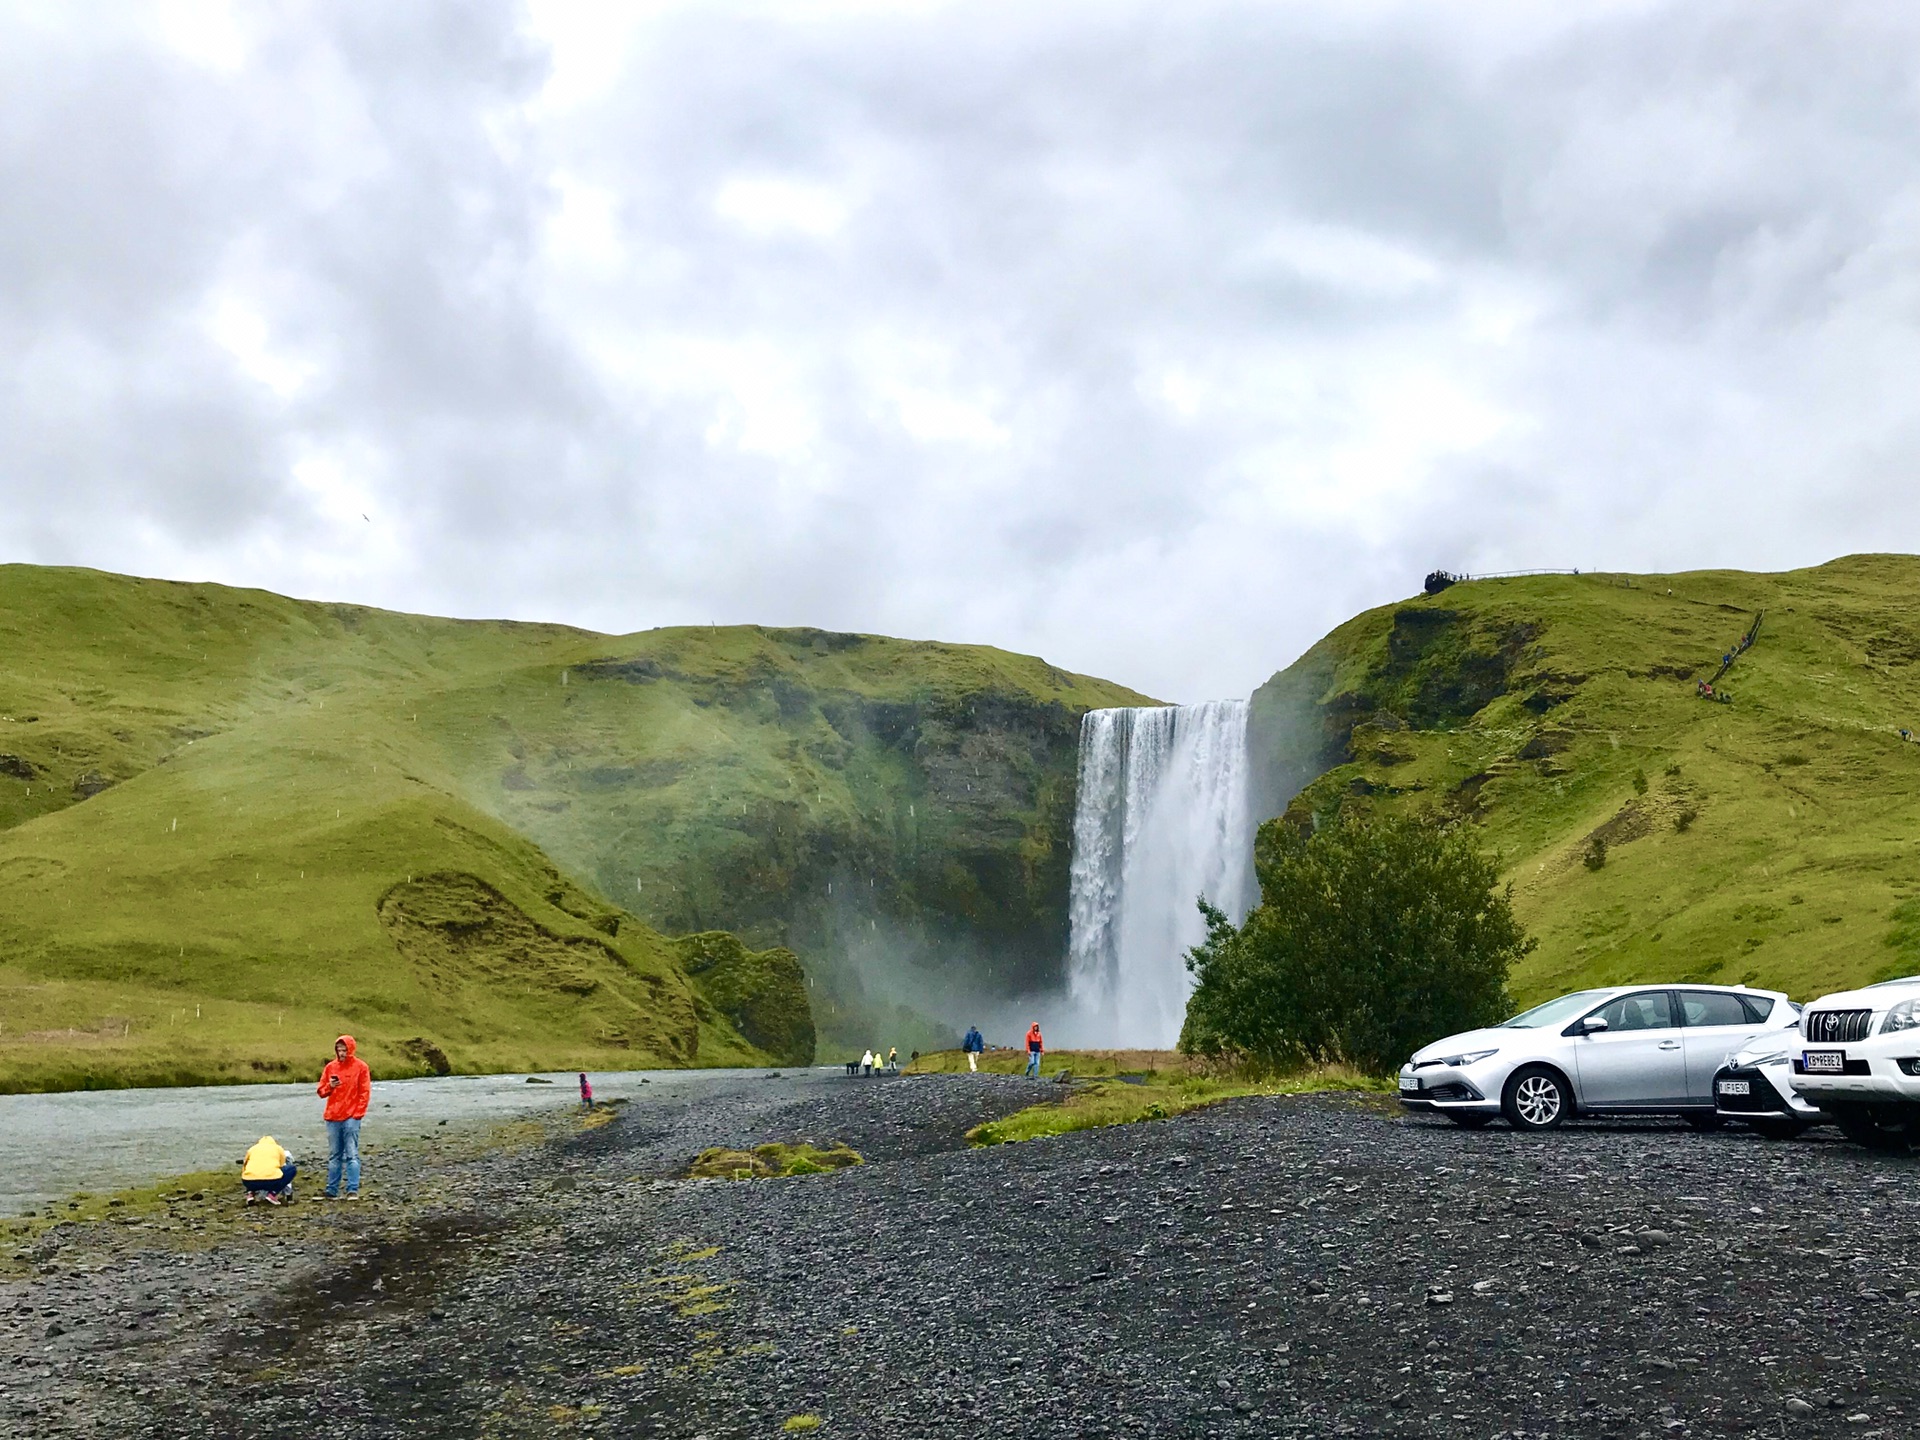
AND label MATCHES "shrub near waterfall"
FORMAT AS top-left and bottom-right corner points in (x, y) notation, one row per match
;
(1179, 813), (1532, 1074)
